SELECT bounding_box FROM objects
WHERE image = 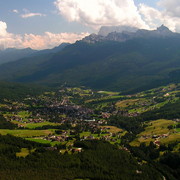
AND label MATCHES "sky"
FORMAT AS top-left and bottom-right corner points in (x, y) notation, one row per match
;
(0, 0), (180, 50)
